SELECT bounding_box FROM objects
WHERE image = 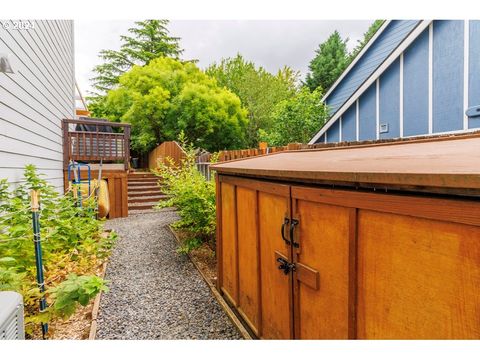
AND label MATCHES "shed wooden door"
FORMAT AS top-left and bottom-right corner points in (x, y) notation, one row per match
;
(217, 177), (293, 339)
(291, 187), (354, 339)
